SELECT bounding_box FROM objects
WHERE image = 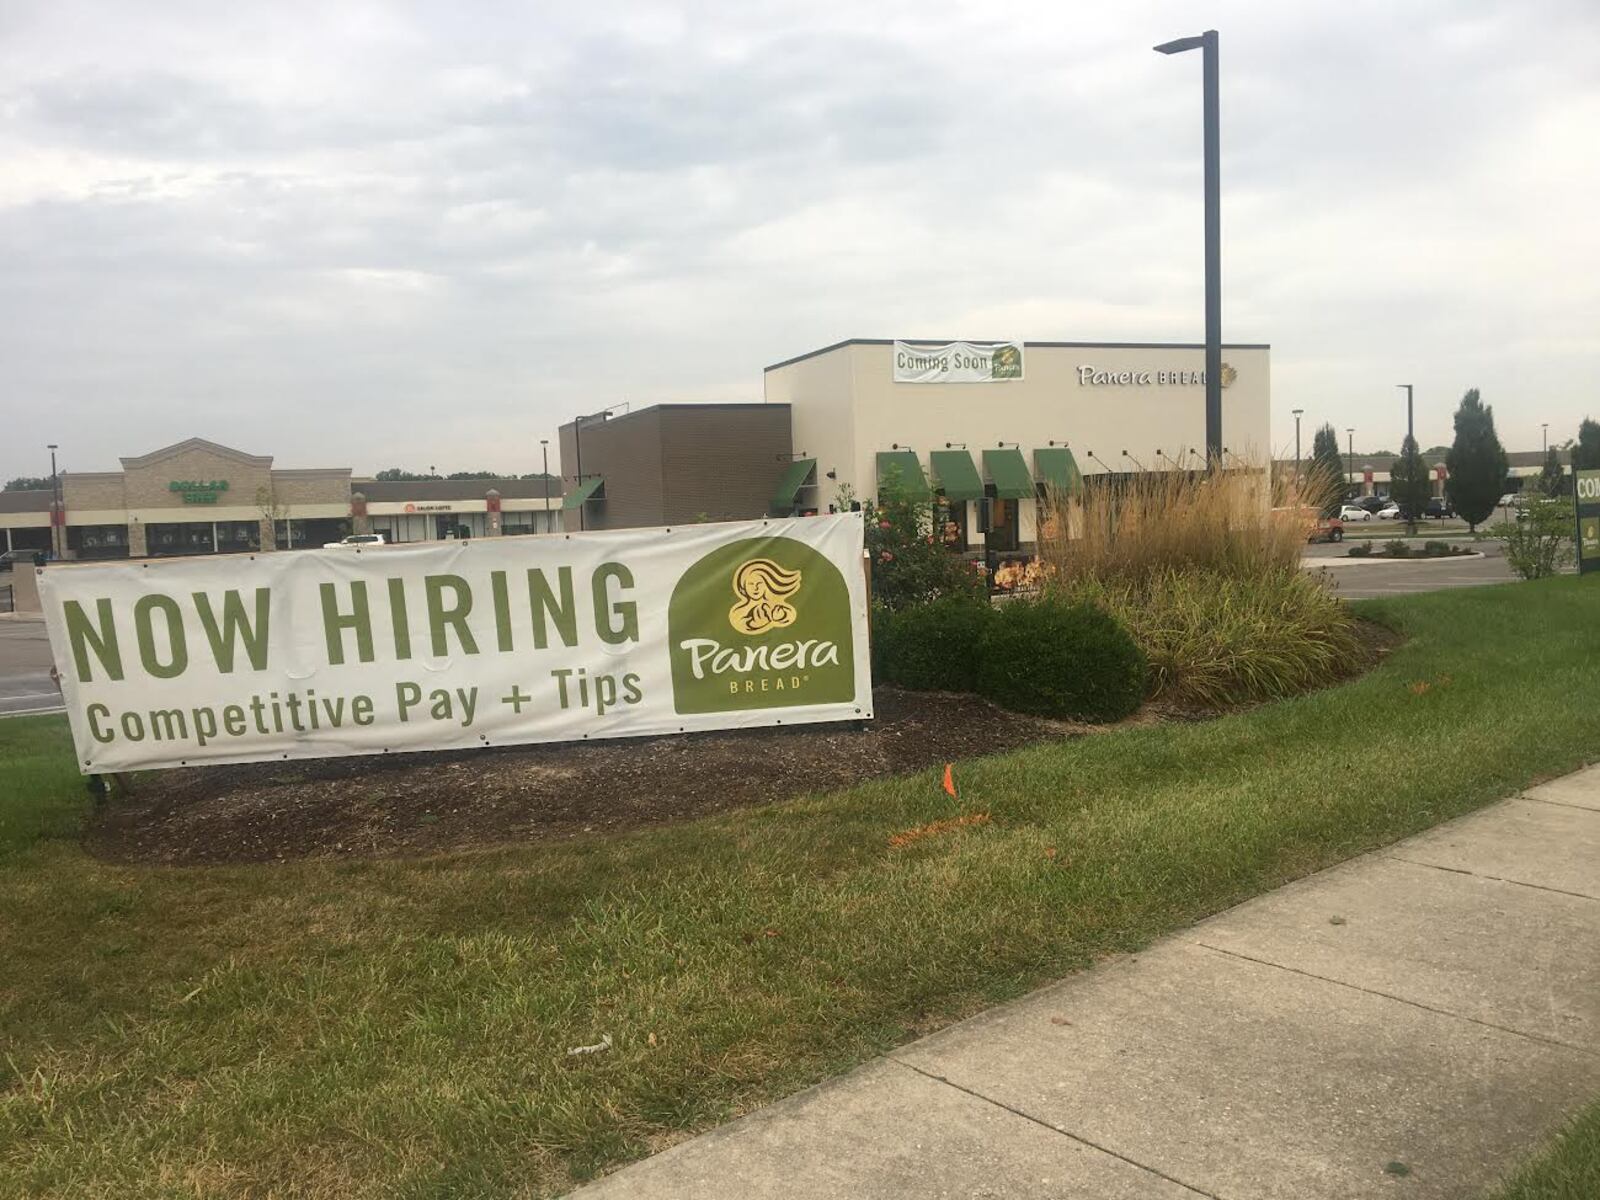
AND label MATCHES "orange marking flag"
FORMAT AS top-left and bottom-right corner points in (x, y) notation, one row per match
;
(942, 763), (957, 799)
